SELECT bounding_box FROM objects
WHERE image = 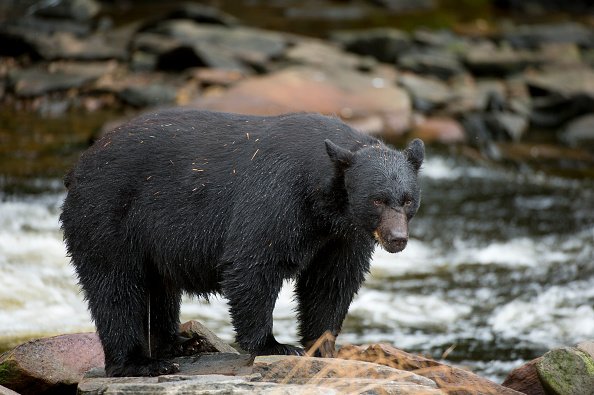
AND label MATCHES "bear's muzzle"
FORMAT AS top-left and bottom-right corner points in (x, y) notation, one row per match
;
(375, 209), (408, 253)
